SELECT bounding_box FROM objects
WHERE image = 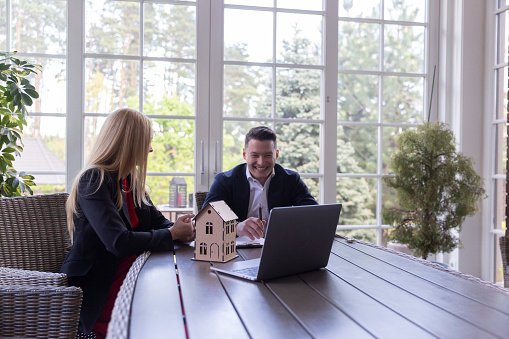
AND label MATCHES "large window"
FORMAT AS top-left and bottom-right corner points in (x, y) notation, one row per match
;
(490, 1), (508, 286)
(1, 1), (439, 250)
(82, 0), (197, 207)
(219, 1), (324, 202)
(1, 0), (67, 194)
(337, 1), (433, 244)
